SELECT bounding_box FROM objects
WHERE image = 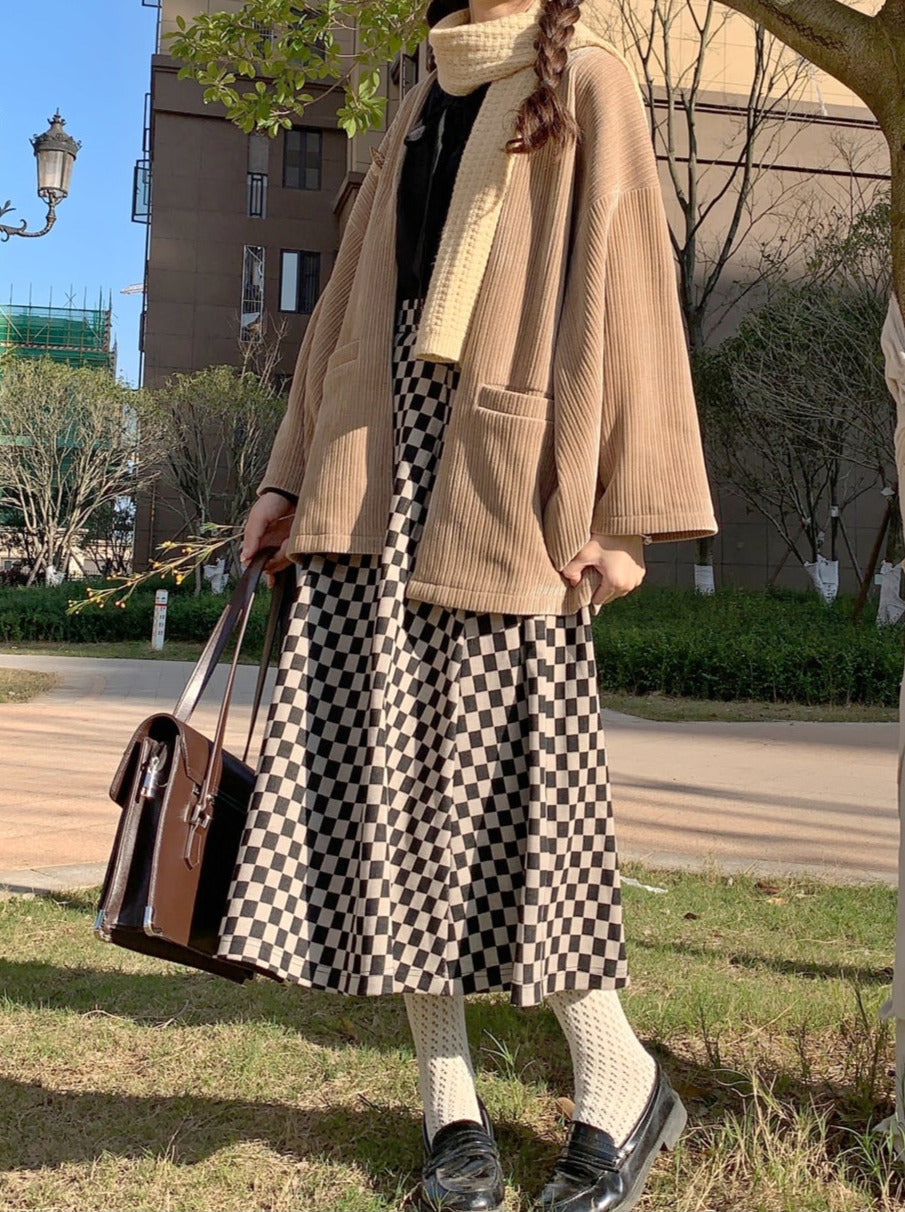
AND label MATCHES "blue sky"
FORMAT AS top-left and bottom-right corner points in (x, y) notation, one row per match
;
(0, 0), (158, 385)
